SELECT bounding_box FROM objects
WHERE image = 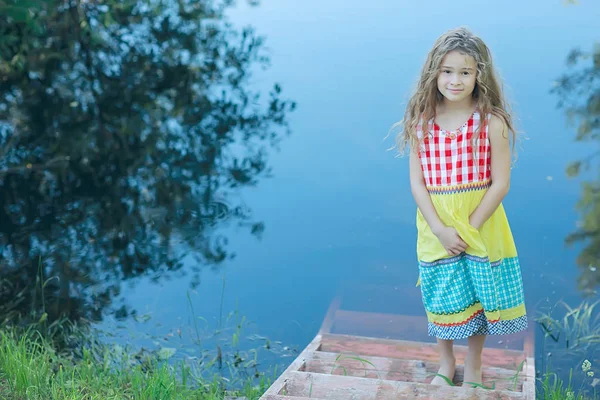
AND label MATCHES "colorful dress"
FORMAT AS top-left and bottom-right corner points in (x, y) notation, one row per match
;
(416, 110), (527, 340)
